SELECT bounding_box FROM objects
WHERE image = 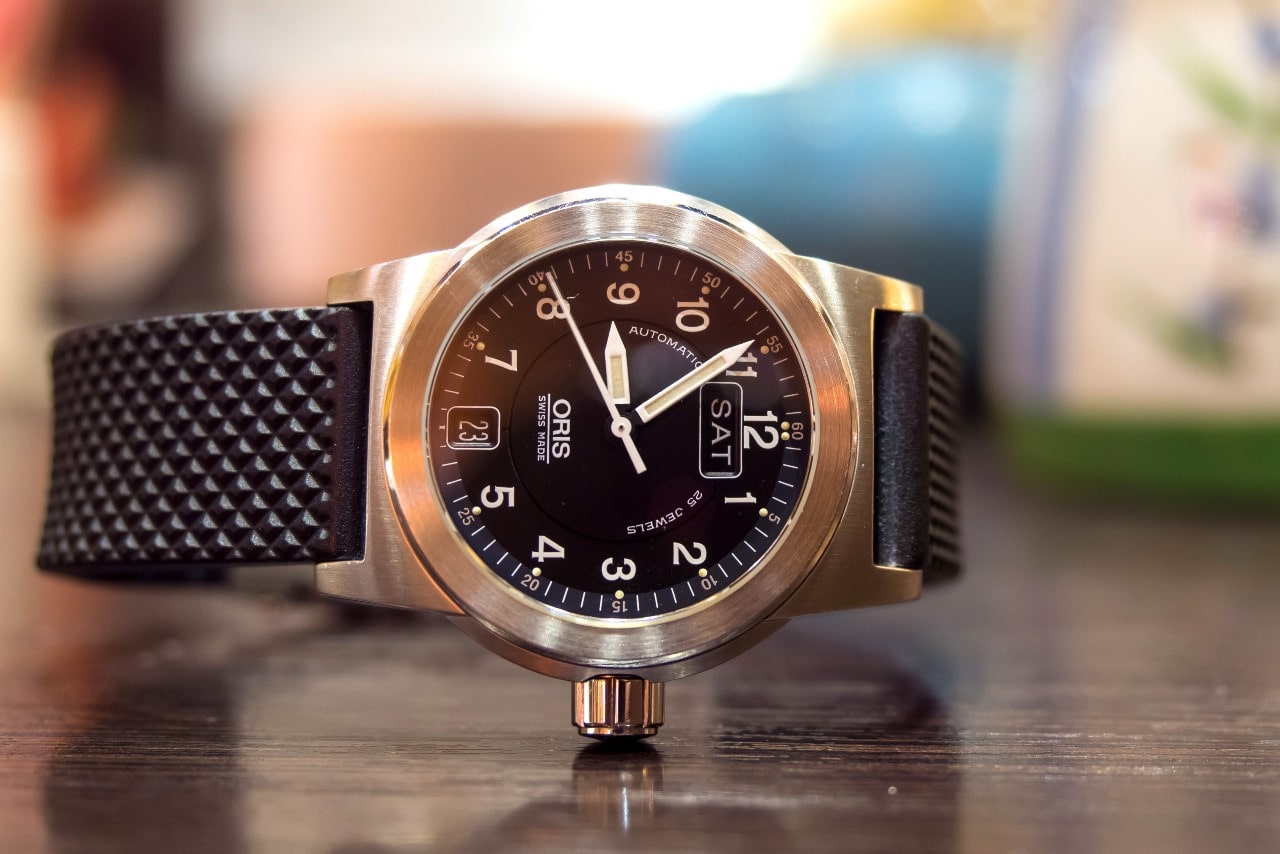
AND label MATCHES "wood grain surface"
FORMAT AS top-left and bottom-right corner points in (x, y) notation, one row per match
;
(2, 409), (1278, 853)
